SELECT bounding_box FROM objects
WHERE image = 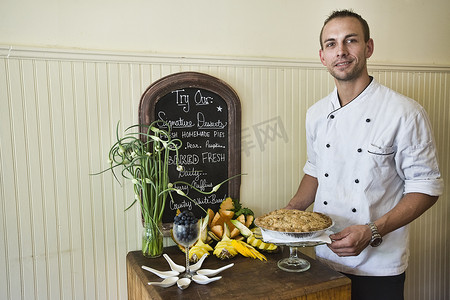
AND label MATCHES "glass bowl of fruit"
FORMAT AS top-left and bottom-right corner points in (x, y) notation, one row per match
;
(172, 211), (200, 279)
